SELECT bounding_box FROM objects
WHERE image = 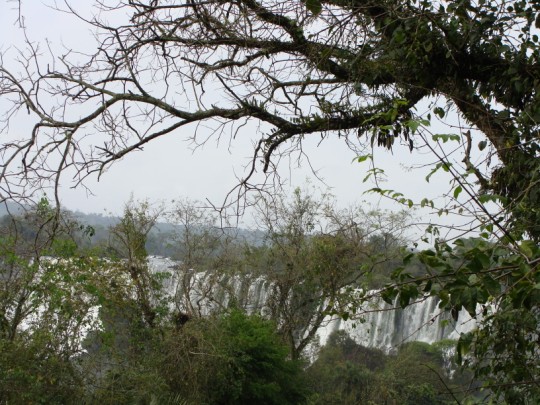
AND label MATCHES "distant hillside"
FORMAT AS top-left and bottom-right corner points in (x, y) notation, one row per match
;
(0, 206), (266, 258)
(19, 208), (265, 257)
(0, 201), (27, 217)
